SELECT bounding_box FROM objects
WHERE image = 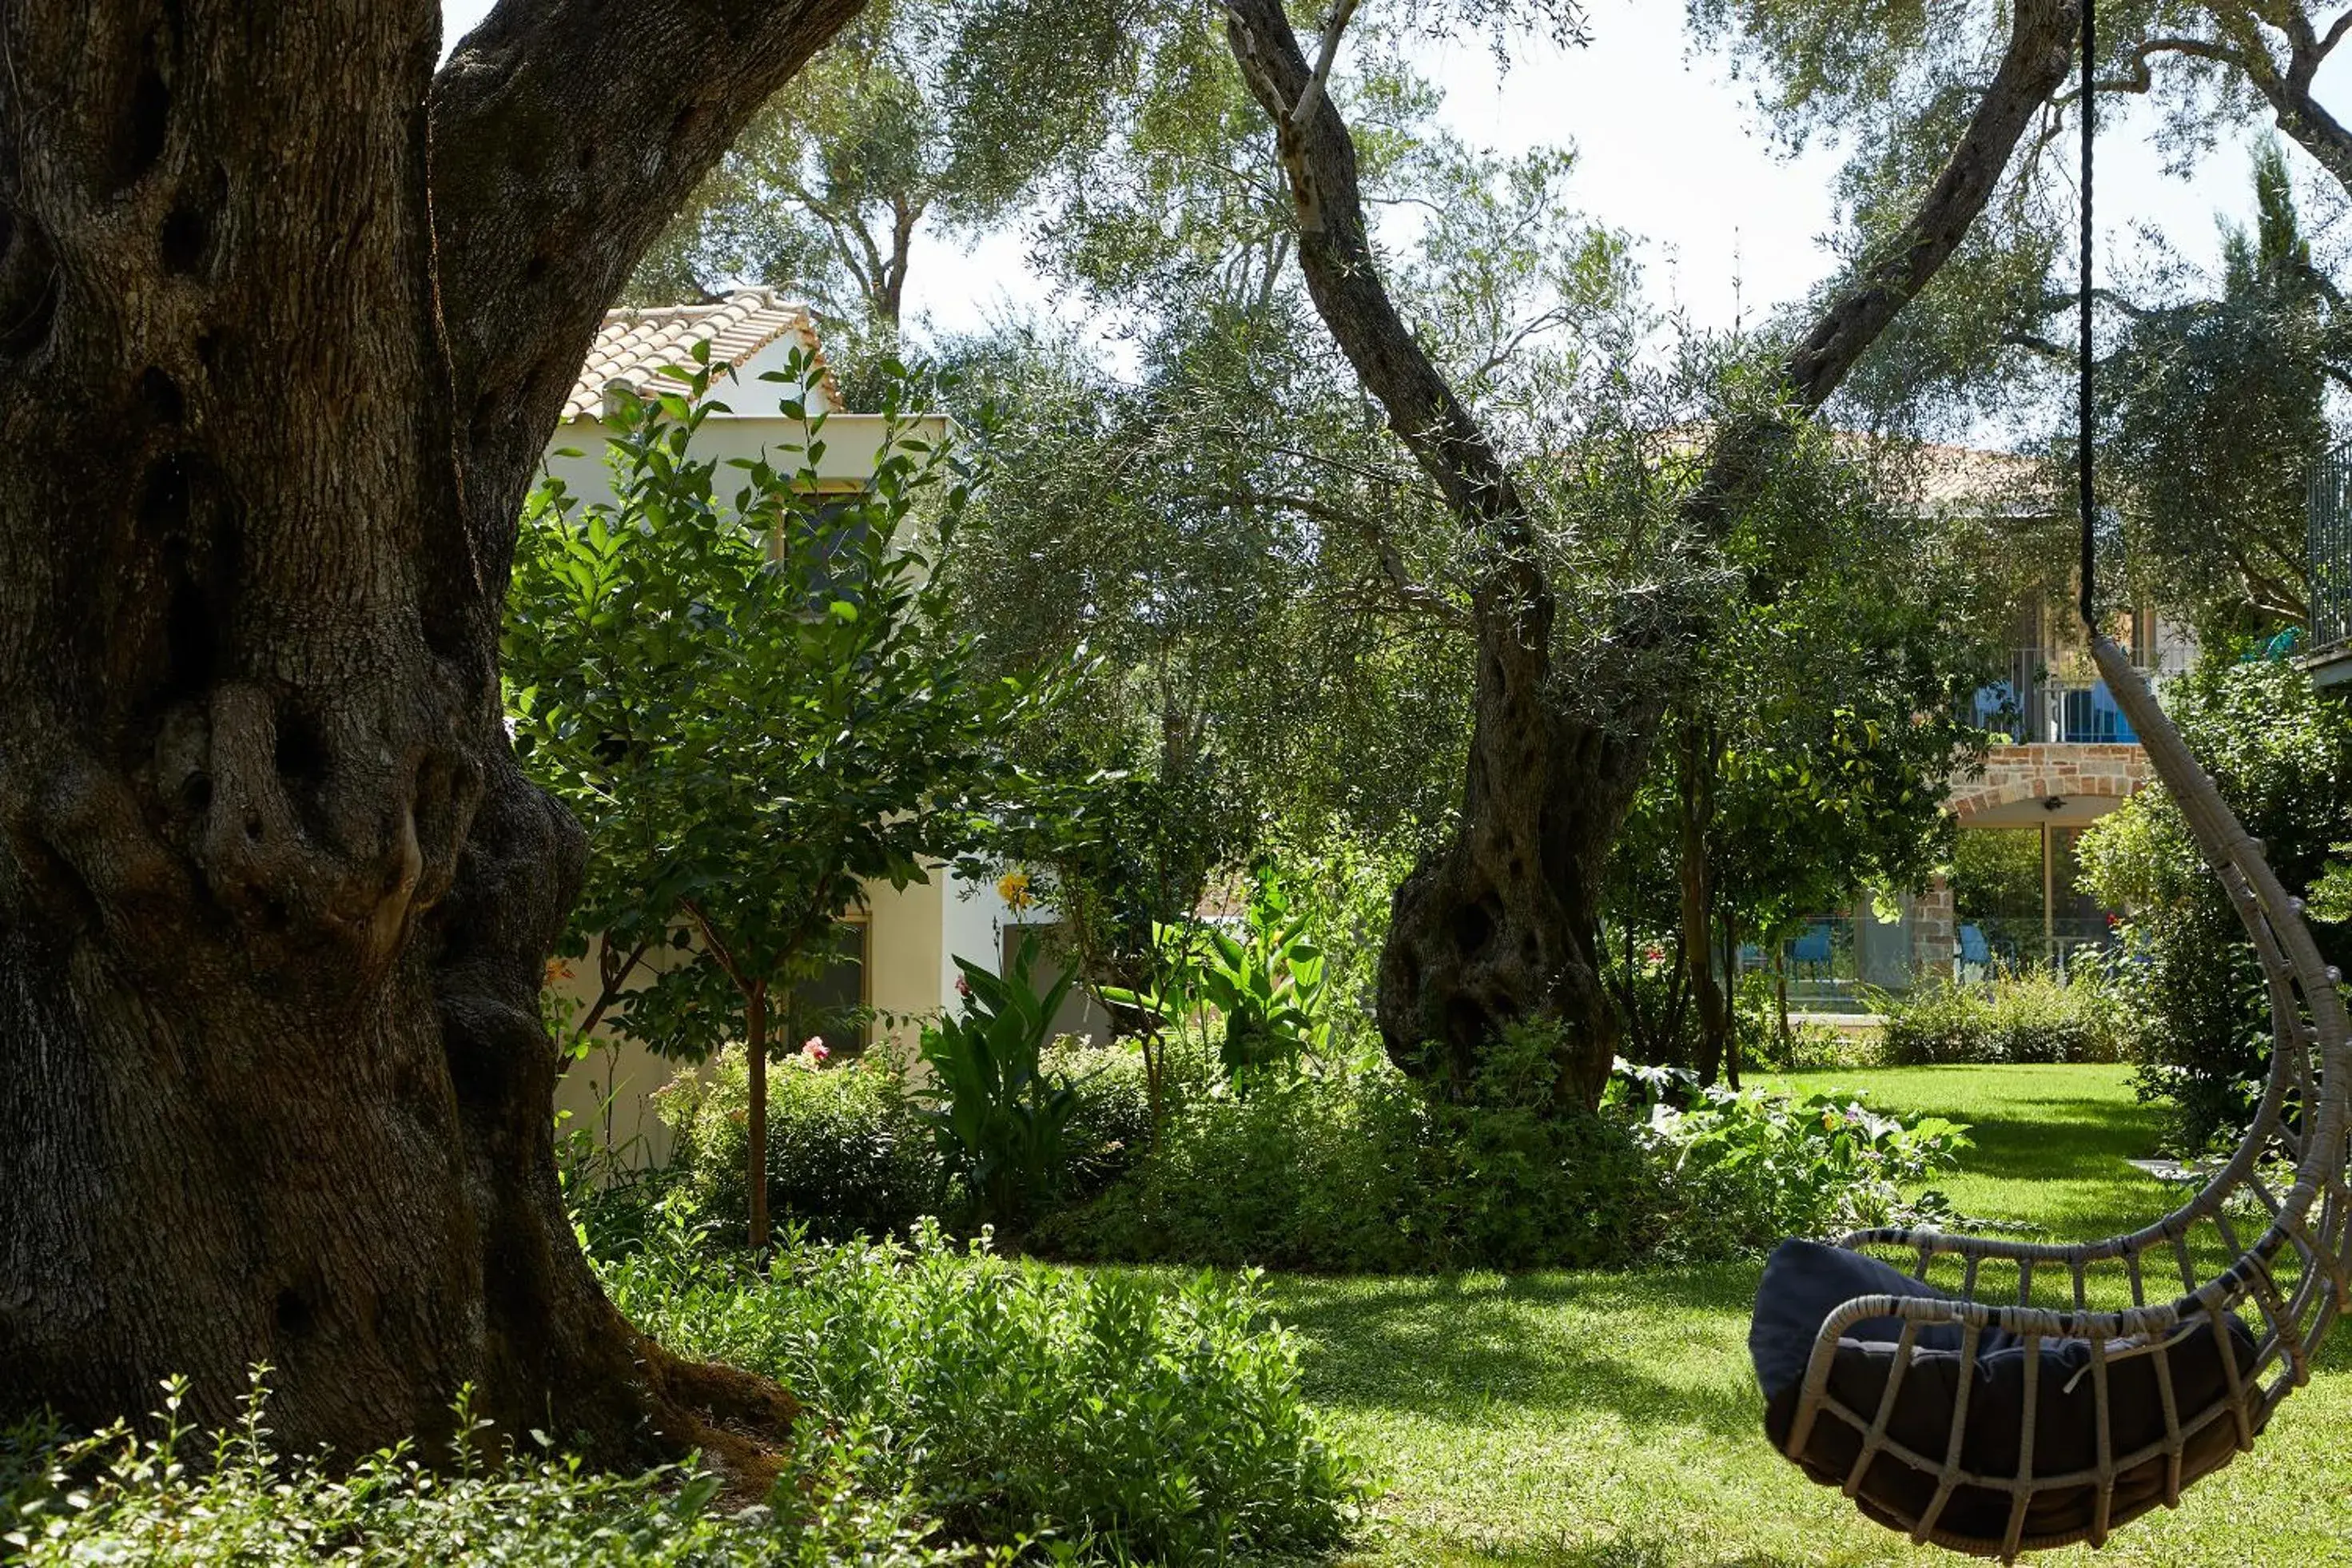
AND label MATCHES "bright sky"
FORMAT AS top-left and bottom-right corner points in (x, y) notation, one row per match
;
(439, 0), (2314, 341)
